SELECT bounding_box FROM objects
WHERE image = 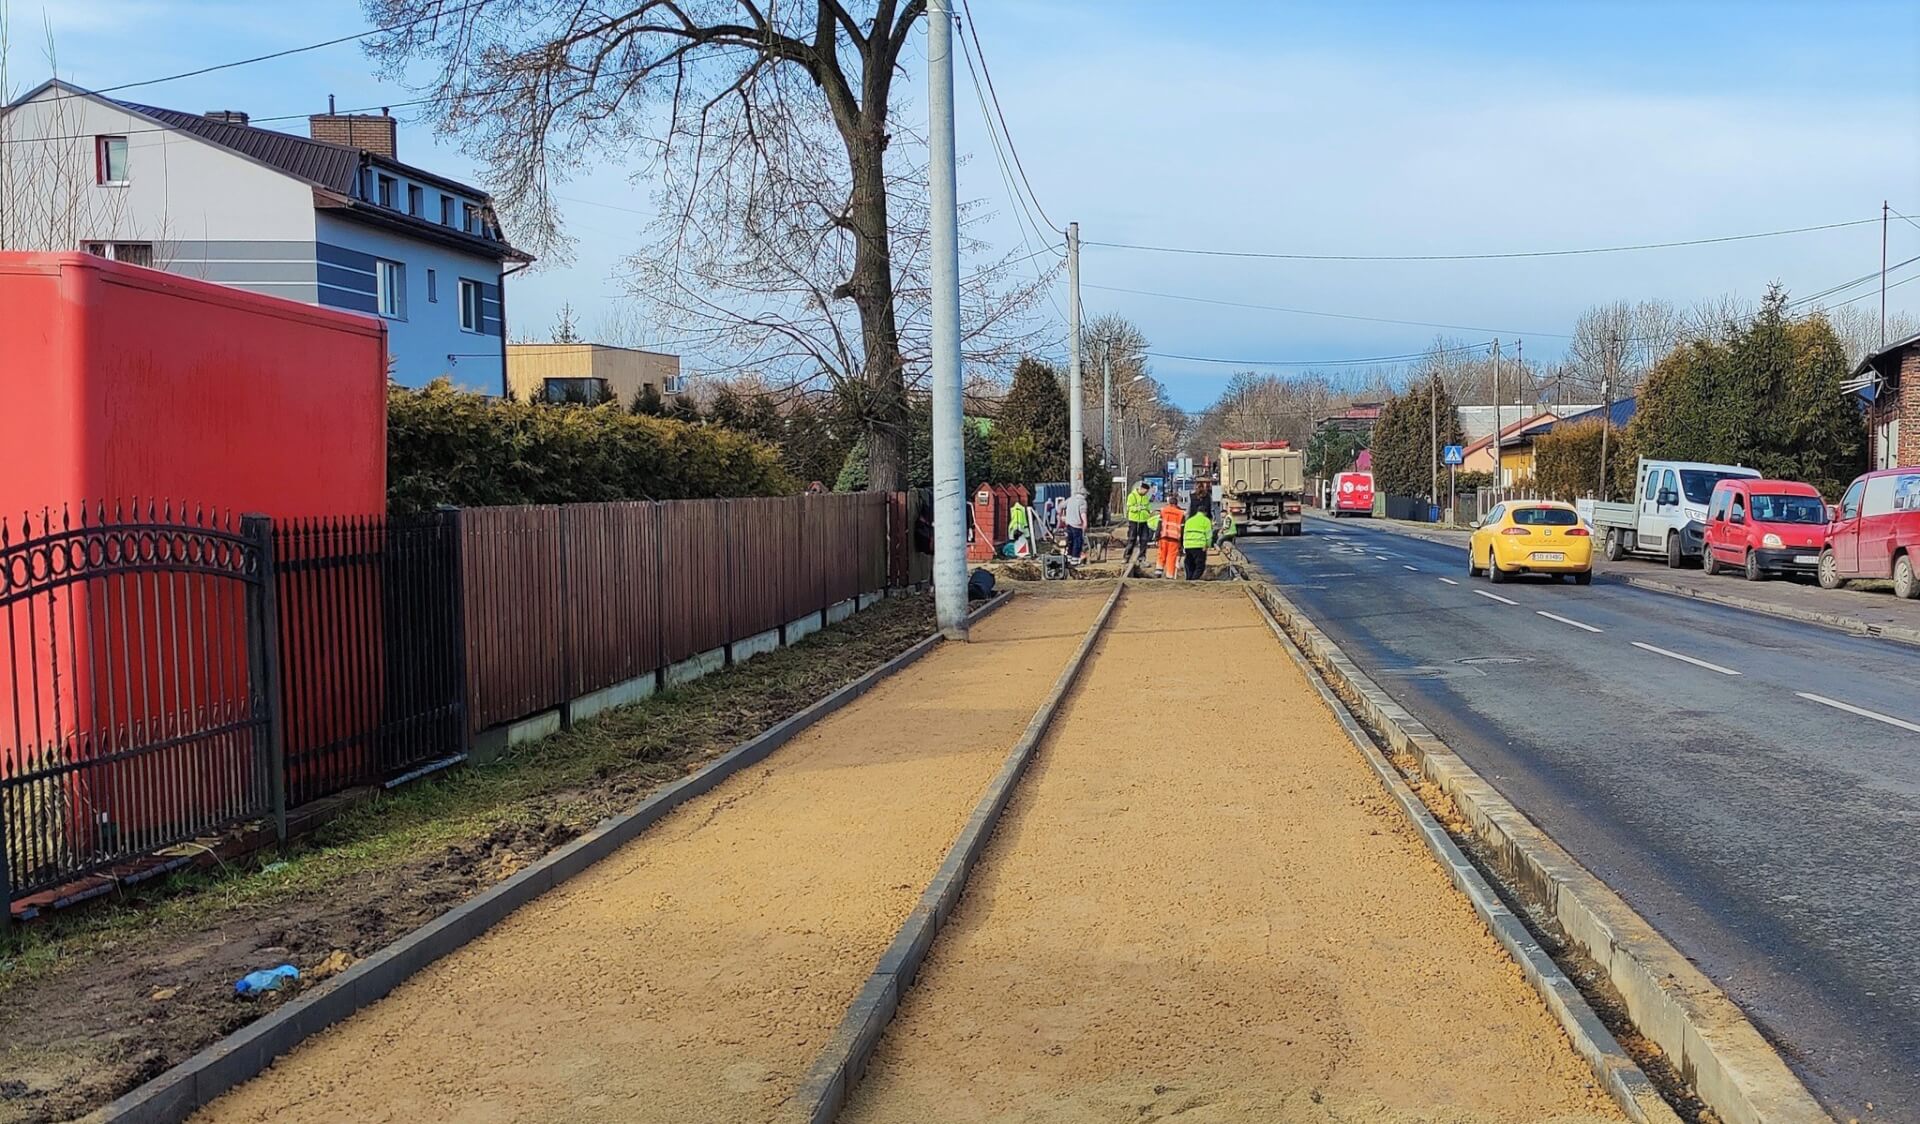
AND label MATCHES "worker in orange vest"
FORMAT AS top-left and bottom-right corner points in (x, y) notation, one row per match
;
(1155, 498), (1185, 578)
